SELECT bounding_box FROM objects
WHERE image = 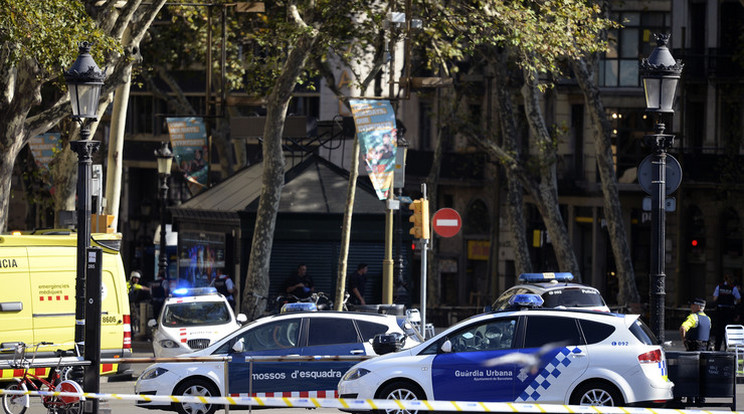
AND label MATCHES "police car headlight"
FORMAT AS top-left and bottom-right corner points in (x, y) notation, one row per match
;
(140, 367), (169, 380)
(159, 339), (180, 349)
(342, 368), (370, 381)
